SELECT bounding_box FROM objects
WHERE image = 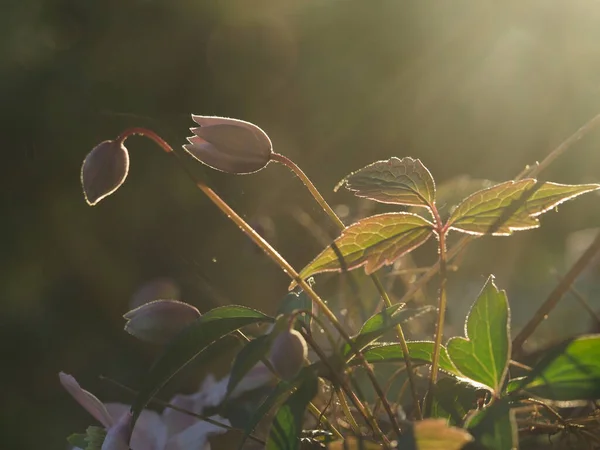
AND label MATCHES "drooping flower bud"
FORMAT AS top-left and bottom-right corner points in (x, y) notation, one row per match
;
(269, 328), (307, 381)
(81, 140), (130, 206)
(183, 115), (273, 174)
(123, 299), (201, 344)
